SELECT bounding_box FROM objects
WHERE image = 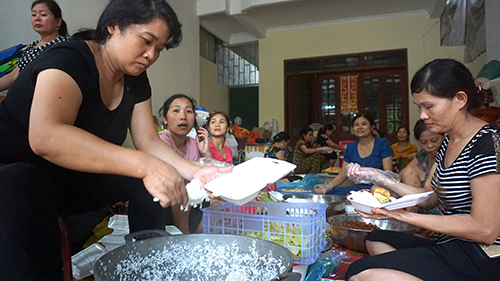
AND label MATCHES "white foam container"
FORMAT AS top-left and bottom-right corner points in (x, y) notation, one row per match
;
(71, 243), (107, 280)
(204, 157), (296, 205)
(347, 190), (434, 214)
